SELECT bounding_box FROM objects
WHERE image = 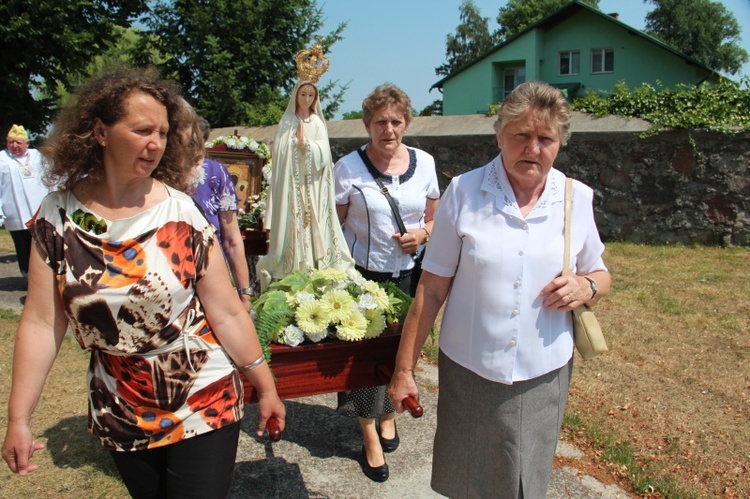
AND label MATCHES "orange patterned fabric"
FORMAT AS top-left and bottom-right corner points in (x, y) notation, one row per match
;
(30, 187), (244, 451)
